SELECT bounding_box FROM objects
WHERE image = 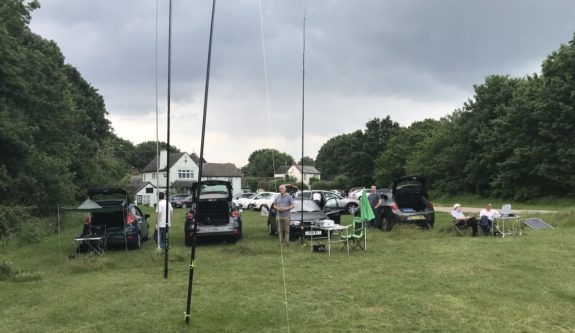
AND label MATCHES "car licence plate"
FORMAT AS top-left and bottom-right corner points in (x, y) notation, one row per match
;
(408, 215), (425, 220)
(305, 230), (322, 236)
